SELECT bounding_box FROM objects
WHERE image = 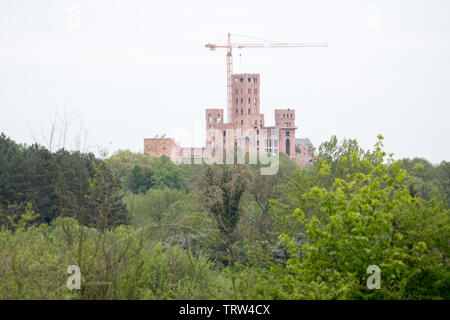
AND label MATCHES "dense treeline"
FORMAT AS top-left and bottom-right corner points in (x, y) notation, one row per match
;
(0, 132), (448, 299)
(0, 133), (127, 227)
